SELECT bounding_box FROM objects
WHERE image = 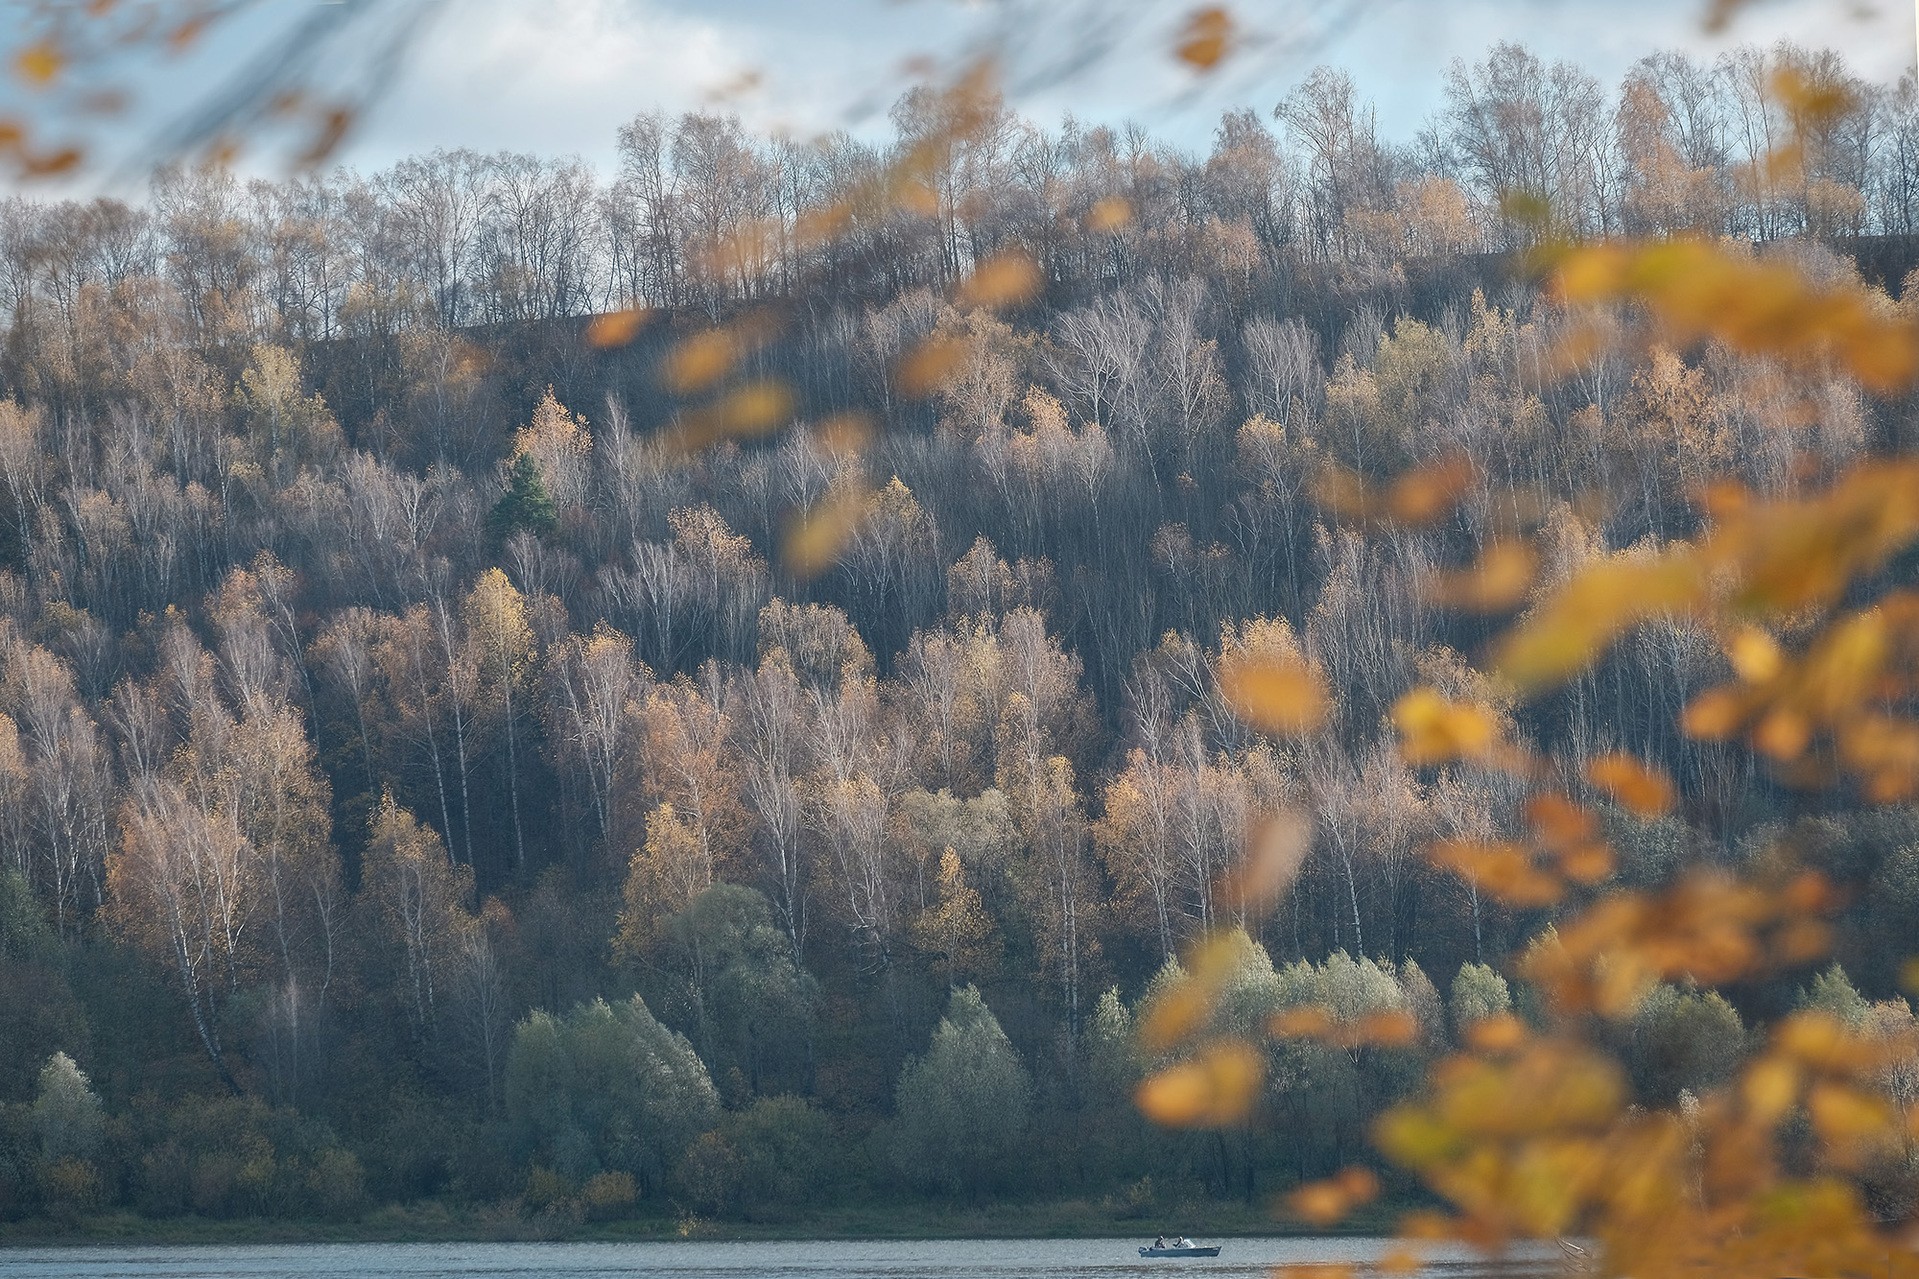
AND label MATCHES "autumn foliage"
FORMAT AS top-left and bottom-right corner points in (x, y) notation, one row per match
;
(5, 7), (1919, 1251)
